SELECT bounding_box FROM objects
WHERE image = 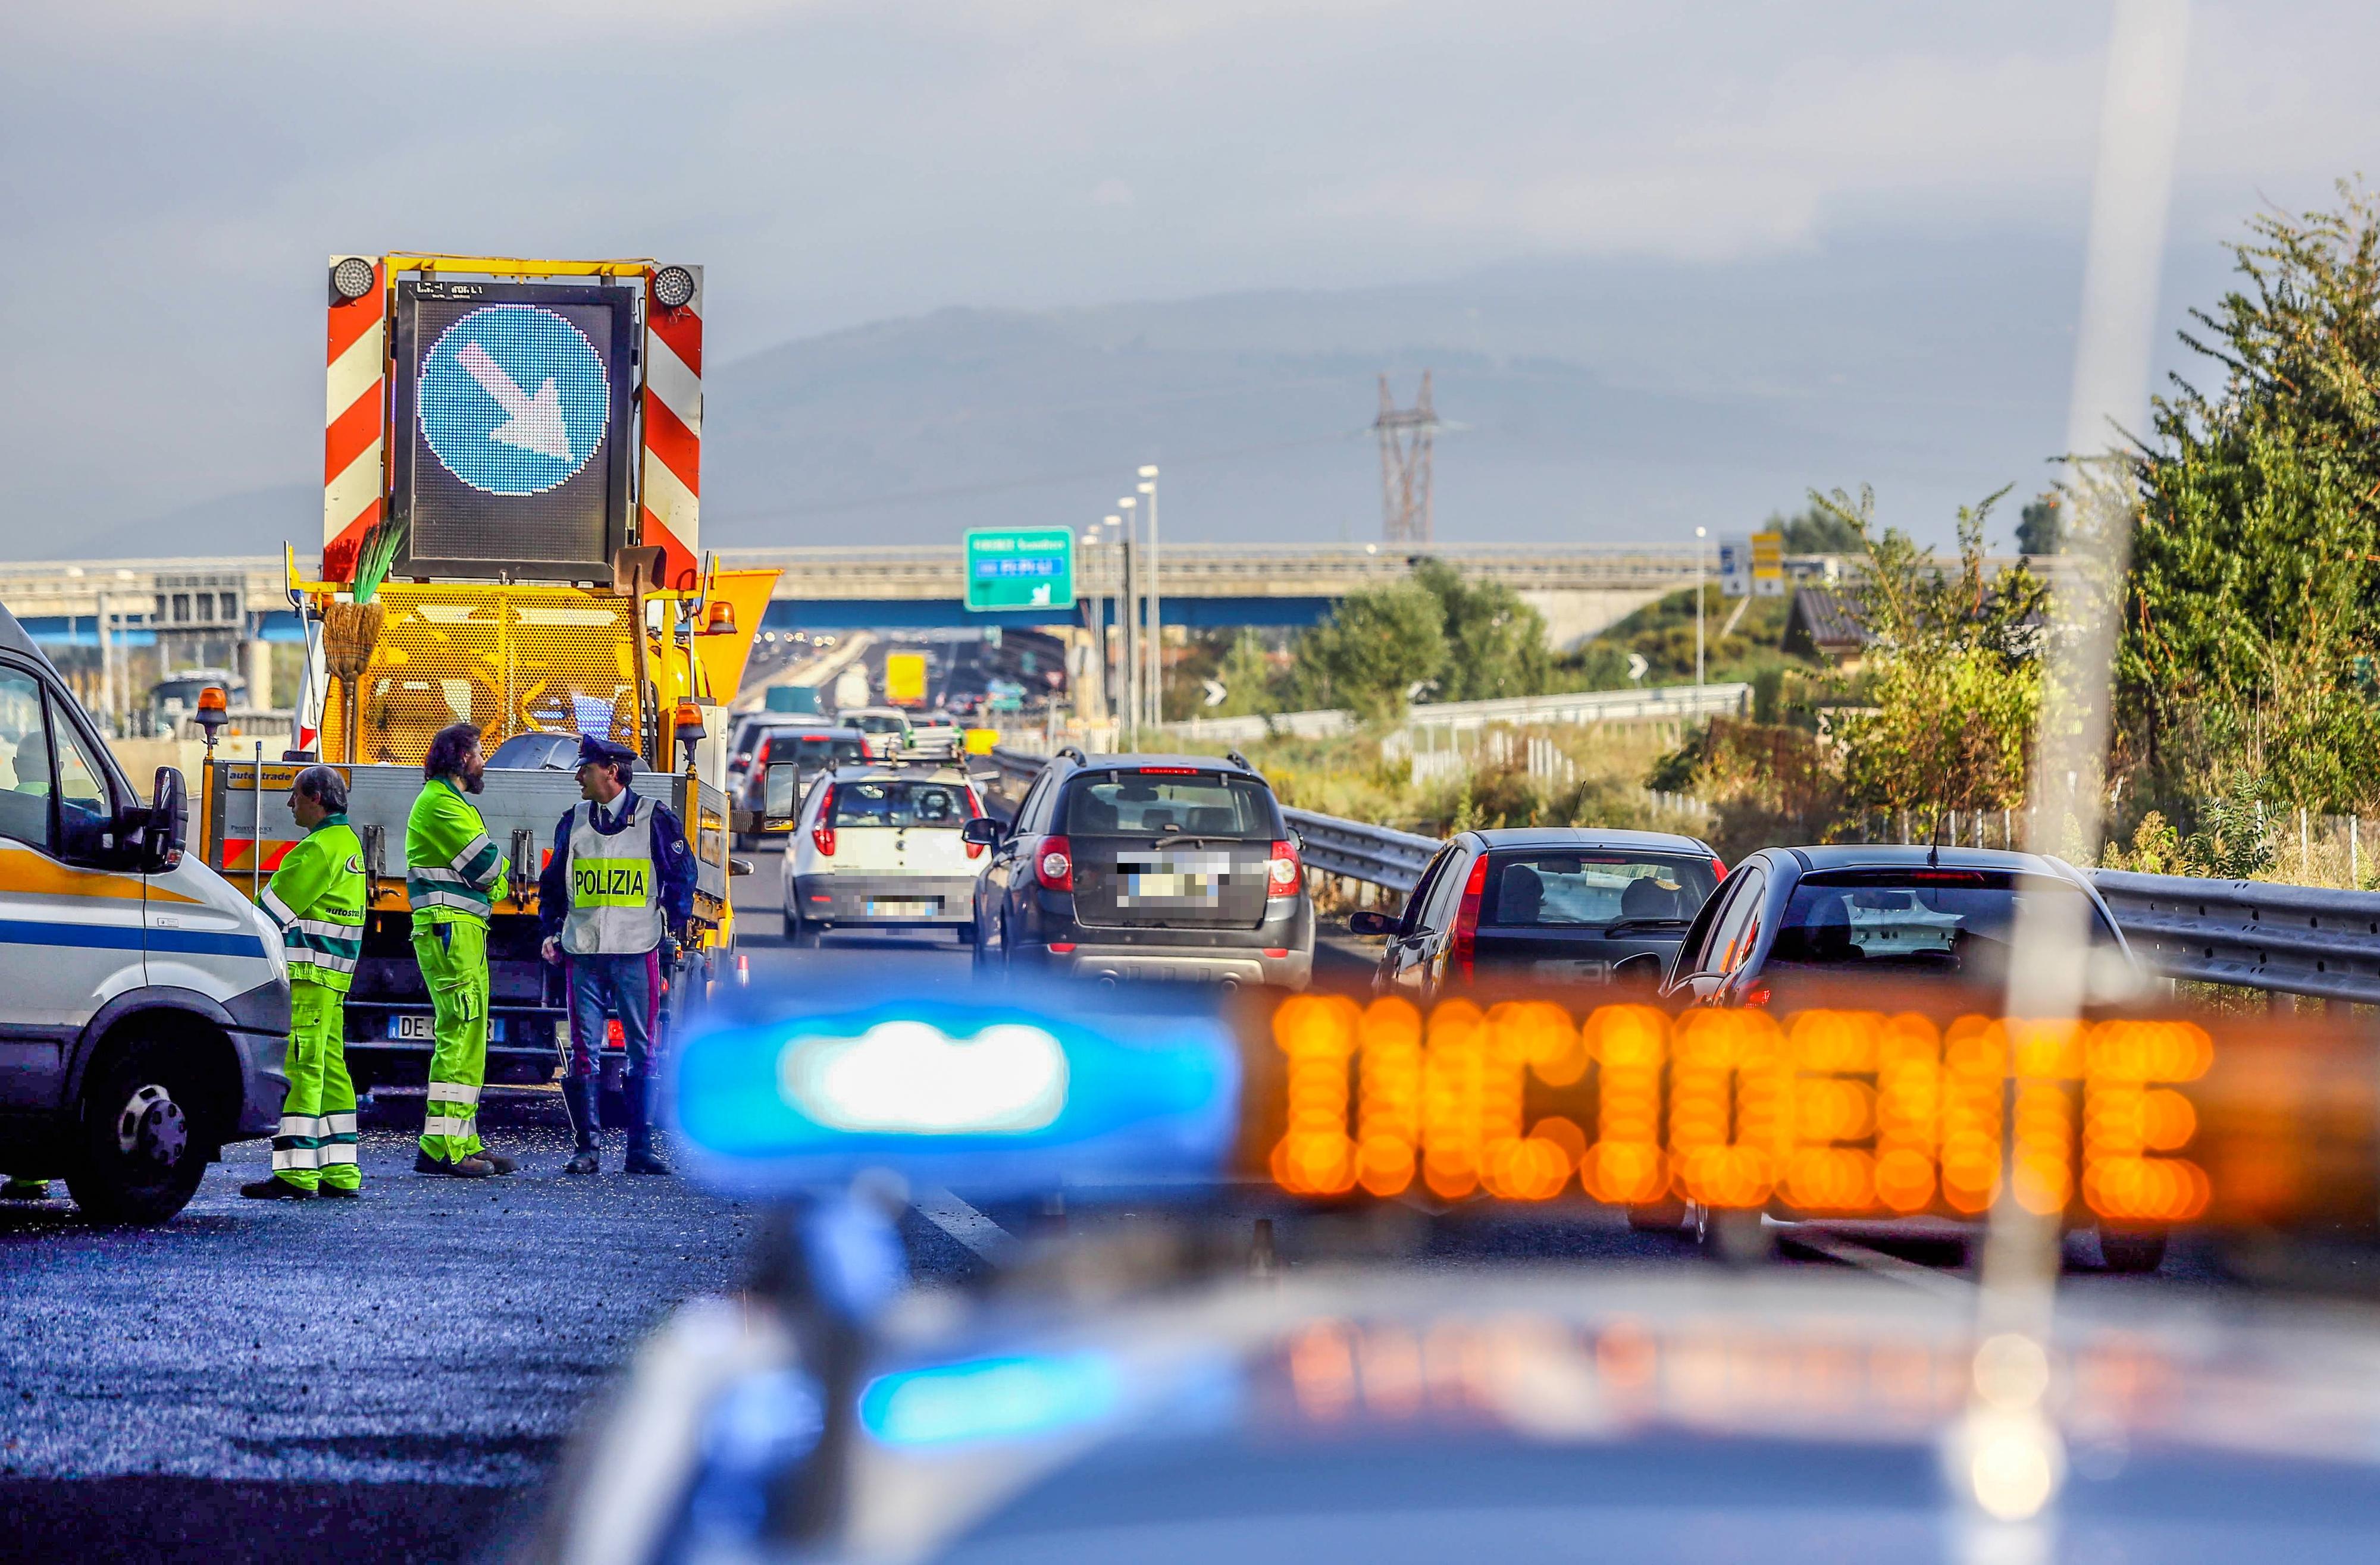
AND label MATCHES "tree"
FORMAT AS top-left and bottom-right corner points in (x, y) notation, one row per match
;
(1208, 629), (1279, 718)
(1289, 581), (1447, 721)
(1773, 504), (1864, 554)
(1411, 559), (1552, 701)
(2117, 181), (2380, 817)
(1818, 485), (2047, 820)
(2015, 494), (2062, 556)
